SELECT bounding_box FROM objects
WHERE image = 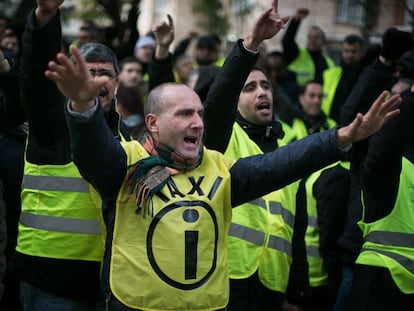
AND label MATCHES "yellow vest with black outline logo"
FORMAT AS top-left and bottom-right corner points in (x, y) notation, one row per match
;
(288, 48), (335, 86)
(110, 140), (235, 310)
(225, 123), (298, 292)
(17, 160), (104, 262)
(357, 157), (414, 294)
(321, 66), (343, 117)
